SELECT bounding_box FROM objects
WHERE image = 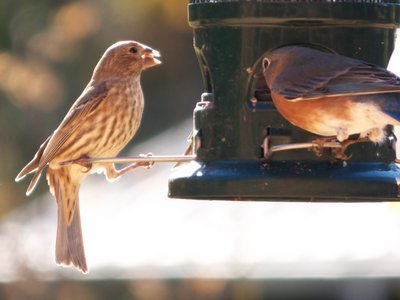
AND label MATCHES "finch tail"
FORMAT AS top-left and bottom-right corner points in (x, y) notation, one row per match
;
(48, 169), (88, 273)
